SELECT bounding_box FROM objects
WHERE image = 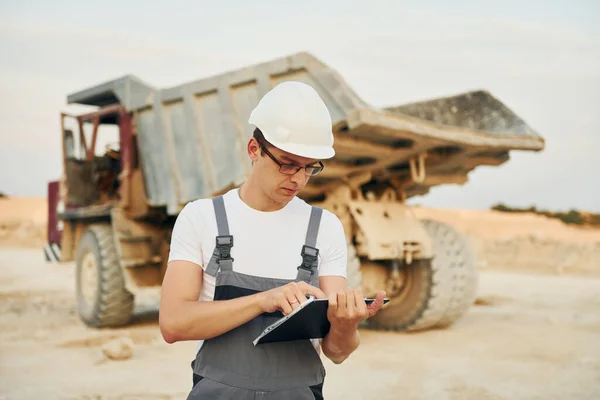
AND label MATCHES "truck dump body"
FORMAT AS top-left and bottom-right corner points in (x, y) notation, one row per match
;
(389, 90), (538, 136)
(68, 52), (544, 215)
